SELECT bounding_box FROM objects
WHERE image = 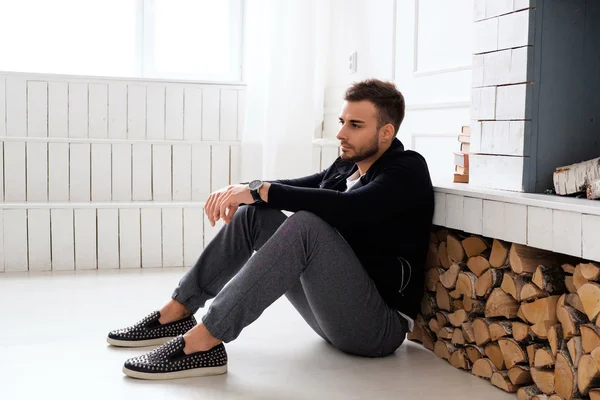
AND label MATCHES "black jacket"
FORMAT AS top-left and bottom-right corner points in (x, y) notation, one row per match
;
(267, 138), (434, 320)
